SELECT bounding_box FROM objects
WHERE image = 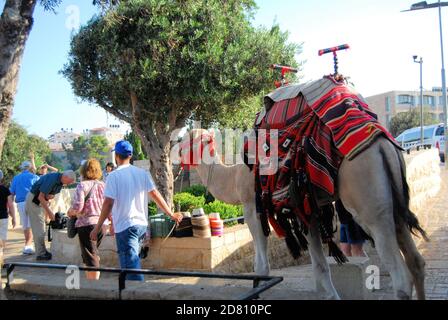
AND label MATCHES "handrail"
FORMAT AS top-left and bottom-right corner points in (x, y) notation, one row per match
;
(3, 261), (283, 300)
